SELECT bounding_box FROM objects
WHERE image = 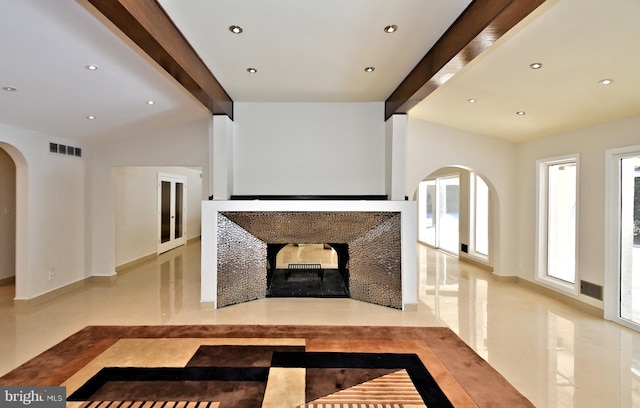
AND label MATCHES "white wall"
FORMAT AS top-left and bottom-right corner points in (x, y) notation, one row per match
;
(515, 115), (640, 308)
(115, 166), (203, 267)
(406, 118), (519, 276)
(0, 124), (85, 300)
(233, 102), (385, 195)
(88, 117), (210, 277)
(385, 115), (408, 200)
(212, 116), (234, 199)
